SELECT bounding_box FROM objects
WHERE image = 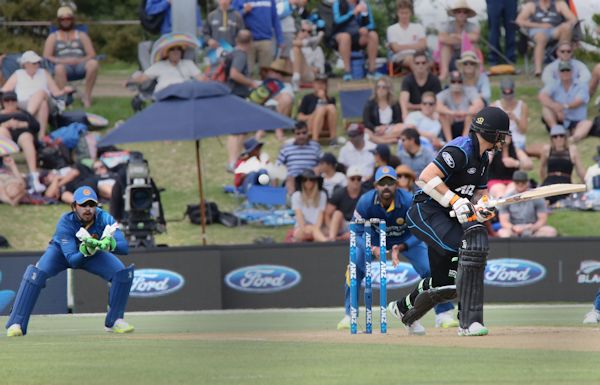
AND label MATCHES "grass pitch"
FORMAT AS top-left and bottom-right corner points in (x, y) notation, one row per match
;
(1, 304), (600, 385)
